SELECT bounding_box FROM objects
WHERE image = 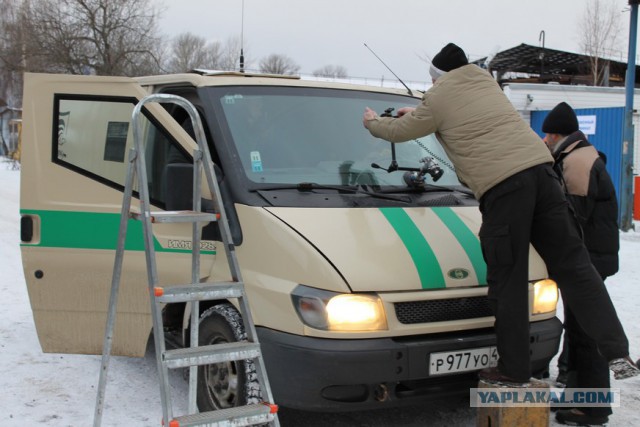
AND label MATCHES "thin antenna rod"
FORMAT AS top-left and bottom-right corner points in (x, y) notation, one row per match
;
(239, 0), (245, 72)
(364, 43), (413, 96)
(241, 0), (245, 50)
